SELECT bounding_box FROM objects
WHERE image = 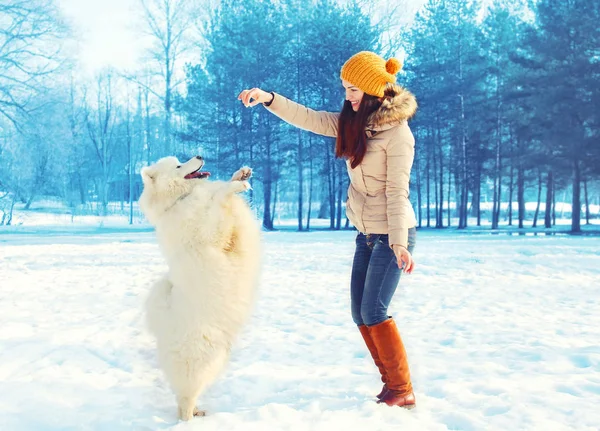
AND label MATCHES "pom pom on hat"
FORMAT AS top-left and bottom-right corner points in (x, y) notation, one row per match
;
(386, 58), (402, 75)
(340, 51), (403, 98)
